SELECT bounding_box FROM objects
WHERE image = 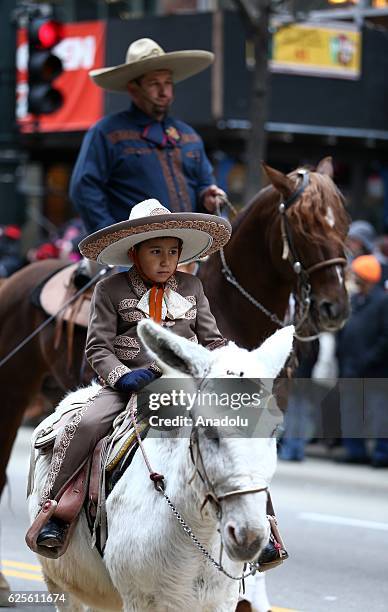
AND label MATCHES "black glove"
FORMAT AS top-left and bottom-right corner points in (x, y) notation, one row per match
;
(115, 368), (156, 393)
